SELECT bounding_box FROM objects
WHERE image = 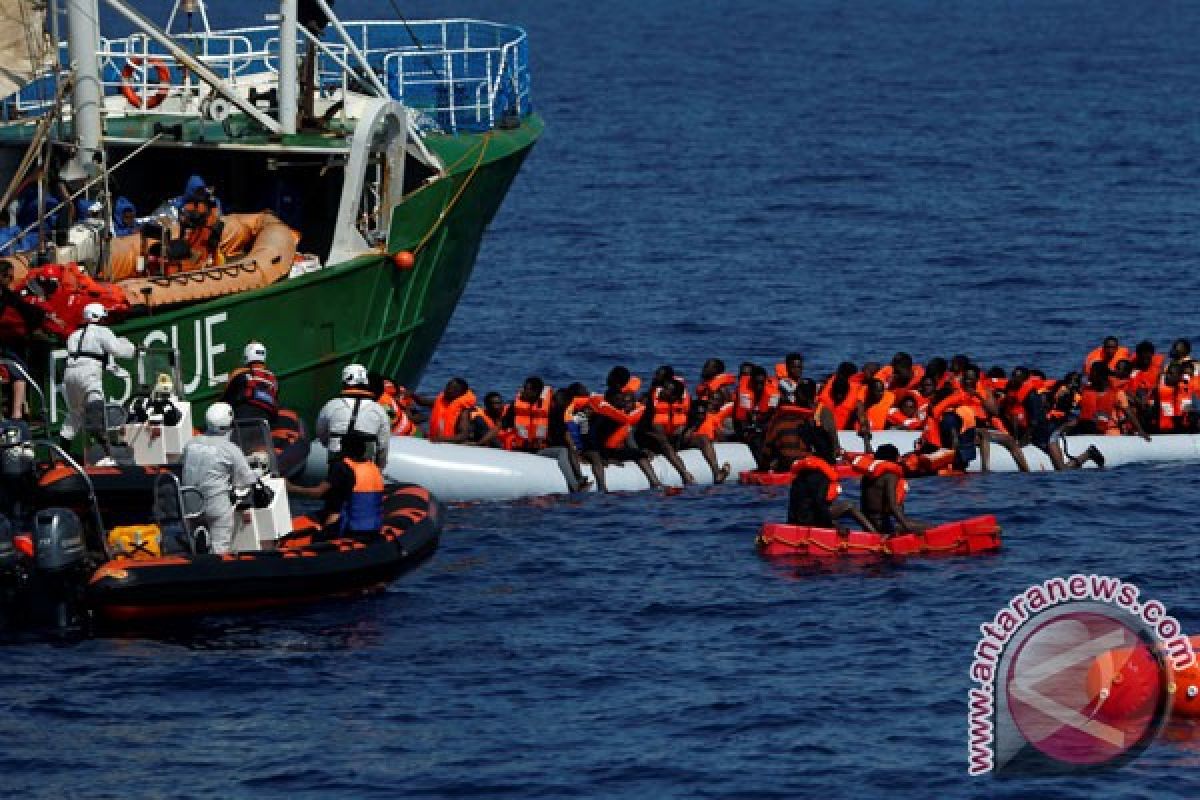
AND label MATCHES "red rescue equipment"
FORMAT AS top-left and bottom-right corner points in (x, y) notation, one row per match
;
(119, 57), (172, 109)
(755, 515), (1001, 559)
